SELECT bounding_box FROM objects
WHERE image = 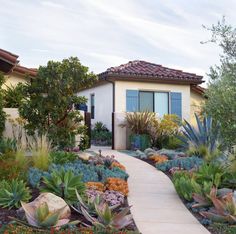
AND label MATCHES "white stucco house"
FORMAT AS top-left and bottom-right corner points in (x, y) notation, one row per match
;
(78, 60), (205, 149)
